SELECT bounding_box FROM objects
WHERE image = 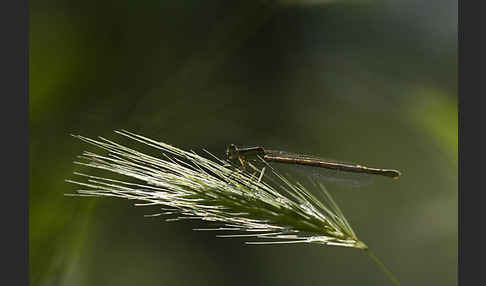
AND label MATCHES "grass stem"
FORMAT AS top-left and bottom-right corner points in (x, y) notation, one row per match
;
(364, 248), (401, 286)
